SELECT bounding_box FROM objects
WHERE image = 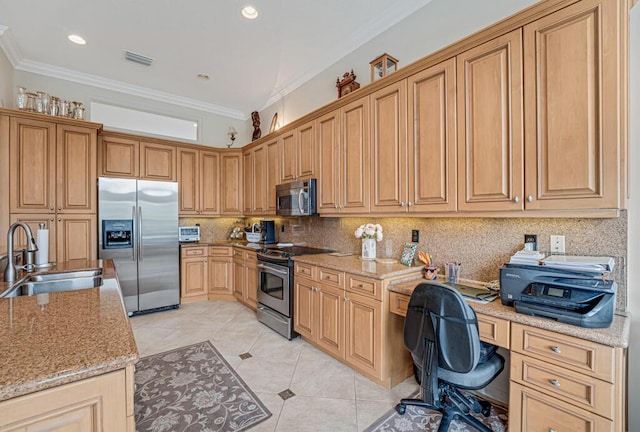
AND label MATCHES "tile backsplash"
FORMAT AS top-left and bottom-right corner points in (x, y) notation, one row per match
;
(188, 211), (628, 312)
